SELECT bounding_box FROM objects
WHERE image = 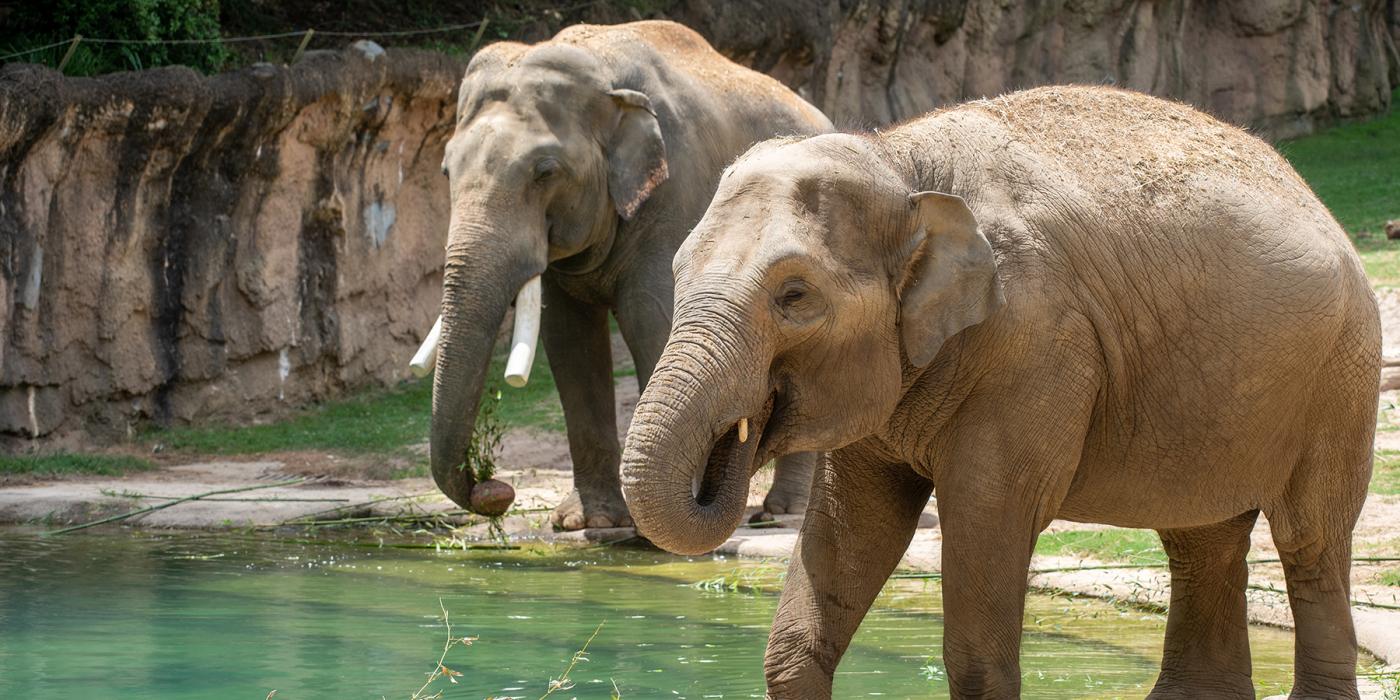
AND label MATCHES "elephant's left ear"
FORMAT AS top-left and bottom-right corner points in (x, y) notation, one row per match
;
(898, 191), (1004, 367)
(606, 89), (669, 220)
